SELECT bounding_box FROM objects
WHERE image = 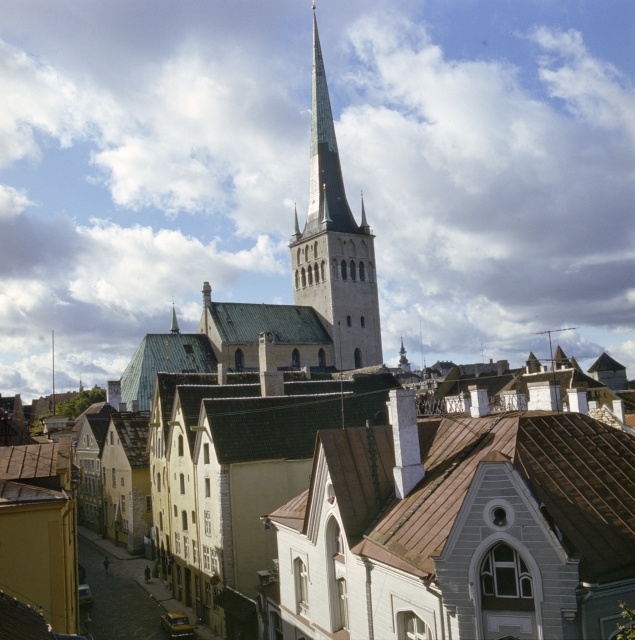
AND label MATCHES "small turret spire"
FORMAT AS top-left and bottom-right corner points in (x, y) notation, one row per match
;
(170, 304), (180, 334)
(360, 191), (369, 229)
(293, 202), (301, 238)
